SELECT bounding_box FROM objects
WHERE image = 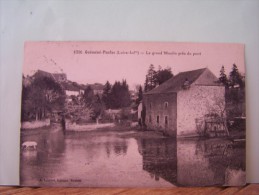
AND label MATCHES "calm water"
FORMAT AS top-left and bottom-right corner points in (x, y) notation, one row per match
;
(20, 126), (245, 187)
